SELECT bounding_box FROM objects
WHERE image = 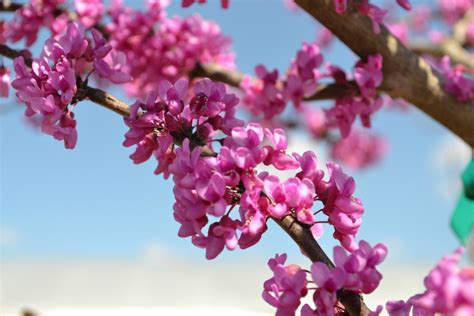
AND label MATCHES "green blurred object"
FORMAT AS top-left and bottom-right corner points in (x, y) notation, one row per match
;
(451, 158), (474, 245)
